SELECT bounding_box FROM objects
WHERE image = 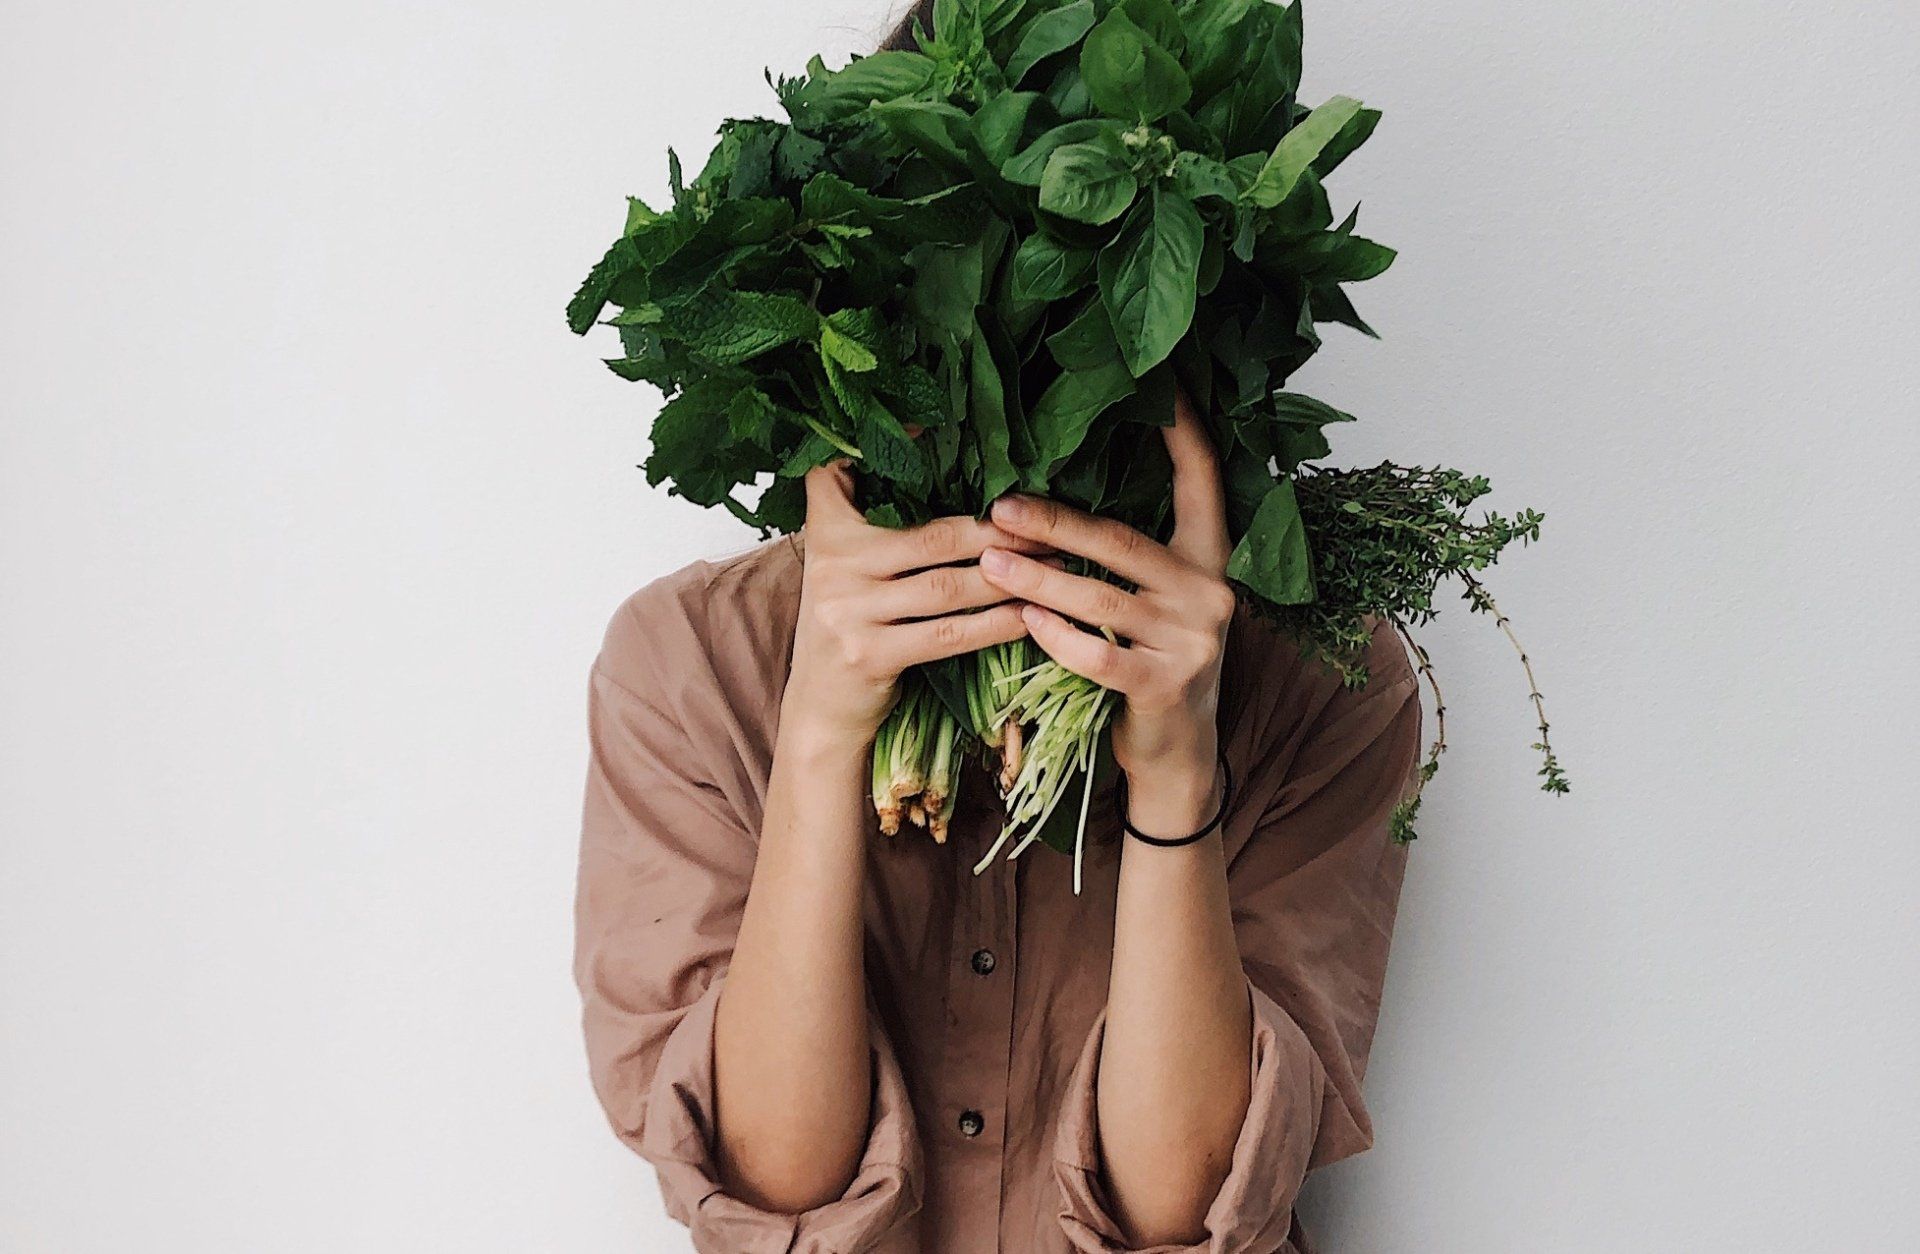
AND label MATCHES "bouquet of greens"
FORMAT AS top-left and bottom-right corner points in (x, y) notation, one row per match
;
(568, 0), (1565, 873)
